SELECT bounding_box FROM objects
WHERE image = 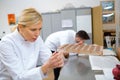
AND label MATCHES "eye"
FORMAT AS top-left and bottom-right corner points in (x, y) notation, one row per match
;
(31, 28), (42, 32)
(39, 28), (42, 31)
(76, 41), (79, 43)
(30, 29), (36, 31)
